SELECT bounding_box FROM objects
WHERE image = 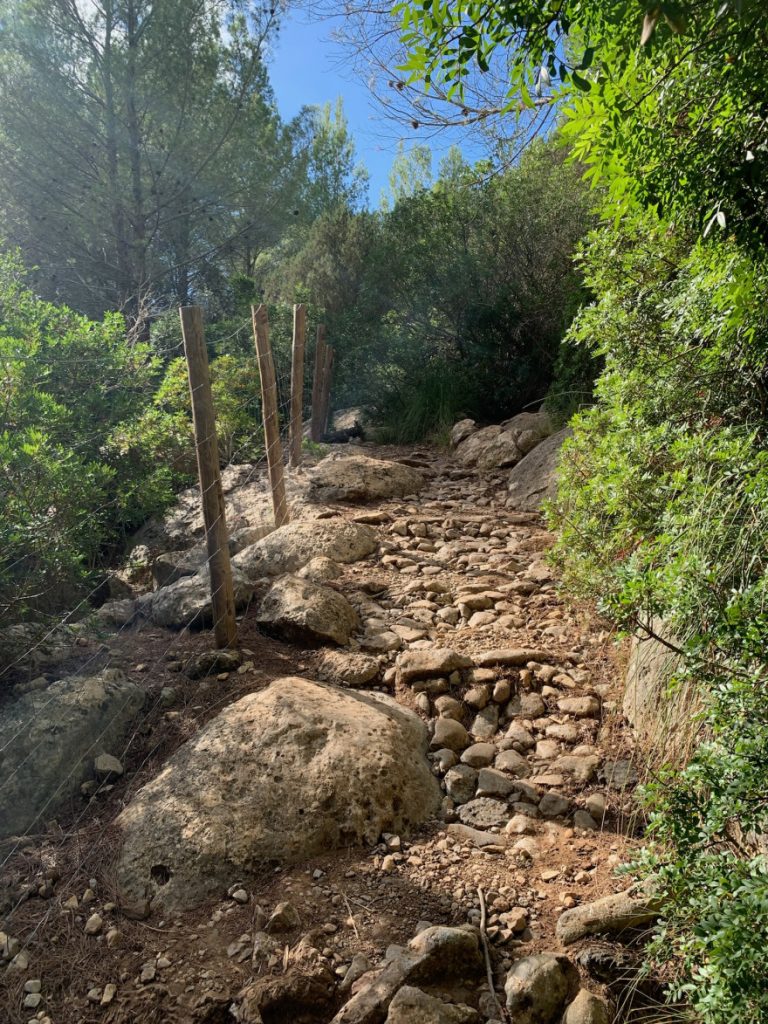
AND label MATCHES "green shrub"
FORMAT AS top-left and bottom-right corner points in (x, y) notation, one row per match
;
(372, 358), (477, 445)
(548, 213), (768, 1023)
(0, 254), (267, 623)
(0, 252), (161, 618)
